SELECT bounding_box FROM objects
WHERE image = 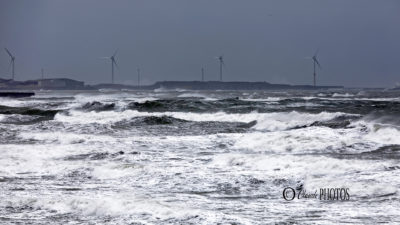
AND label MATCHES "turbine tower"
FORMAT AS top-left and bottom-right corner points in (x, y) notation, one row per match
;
(100, 50), (118, 84)
(216, 55), (225, 81)
(4, 48), (15, 80)
(310, 50), (321, 87)
(201, 67), (204, 82)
